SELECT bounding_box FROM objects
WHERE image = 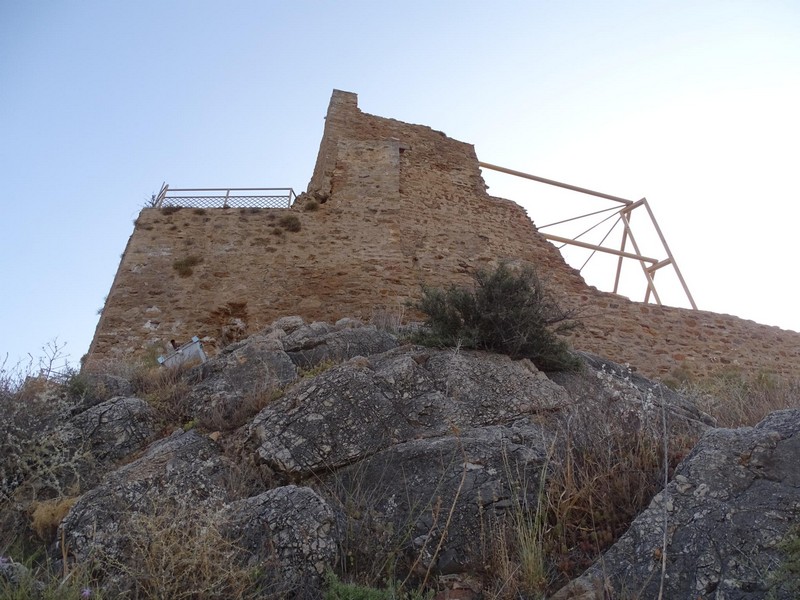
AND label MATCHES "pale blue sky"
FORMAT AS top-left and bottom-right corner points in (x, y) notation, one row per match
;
(2, 1), (799, 370)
